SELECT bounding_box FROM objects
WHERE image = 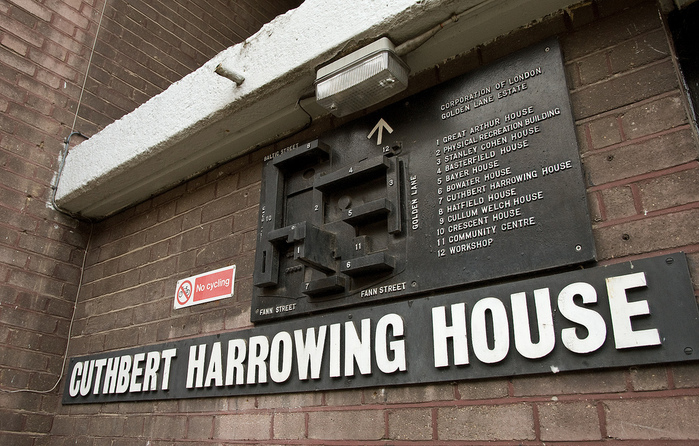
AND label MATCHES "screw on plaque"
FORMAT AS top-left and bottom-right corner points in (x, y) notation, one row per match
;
(383, 141), (402, 157)
(666, 257), (674, 265)
(685, 347), (693, 355)
(575, 245), (582, 252)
